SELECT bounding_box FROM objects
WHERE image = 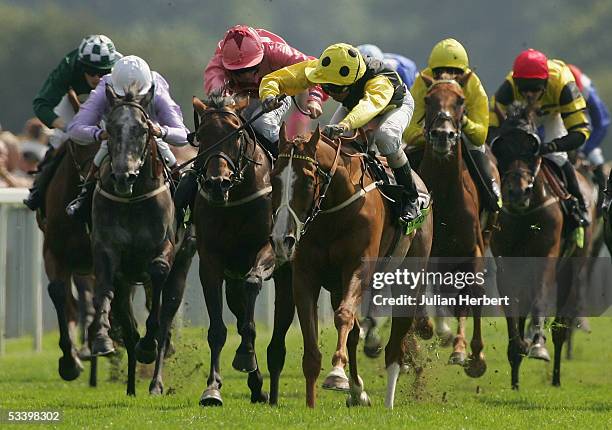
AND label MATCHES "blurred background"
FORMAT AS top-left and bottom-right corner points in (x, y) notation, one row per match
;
(0, 0), (611, 150)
